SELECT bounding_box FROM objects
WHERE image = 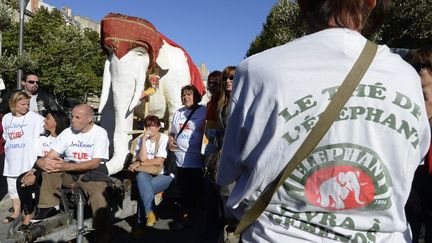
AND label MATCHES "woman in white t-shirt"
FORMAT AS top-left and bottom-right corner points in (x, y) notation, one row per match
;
(128, 115), (172, 230)
(168, 85), (206, 229)
(16, 110), (69, 230)
(1, 91), (44, 224)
